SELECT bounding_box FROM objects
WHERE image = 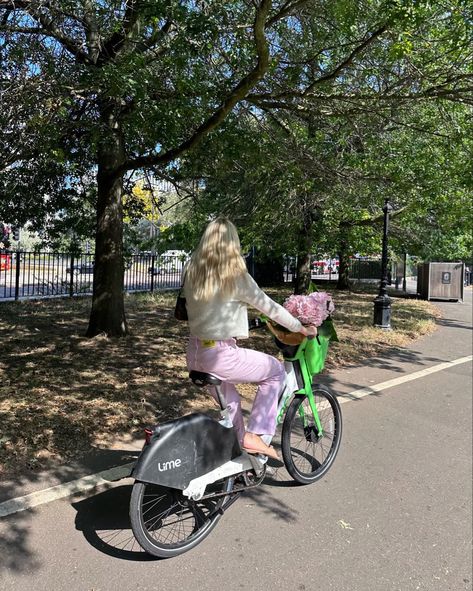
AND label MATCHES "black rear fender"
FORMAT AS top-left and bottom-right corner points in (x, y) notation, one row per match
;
(132, 413), (241, 489)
